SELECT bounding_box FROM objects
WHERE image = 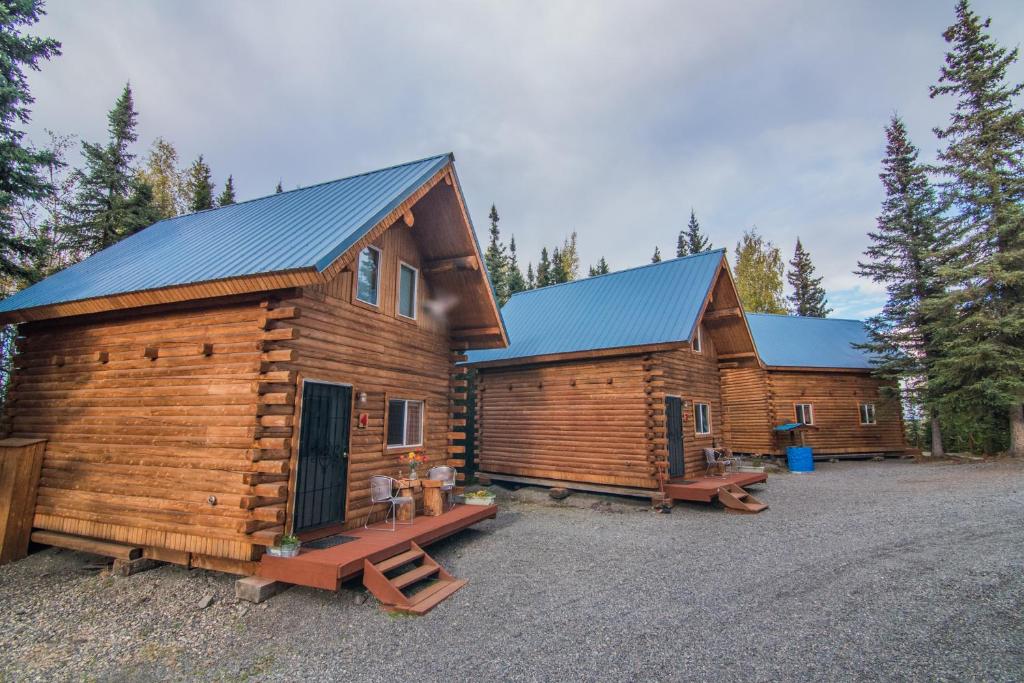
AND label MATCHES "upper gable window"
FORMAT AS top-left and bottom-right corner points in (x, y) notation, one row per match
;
(398, 262), (418, 319)
(356, 246), (381, 306)
(692, 326), (703, 353)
